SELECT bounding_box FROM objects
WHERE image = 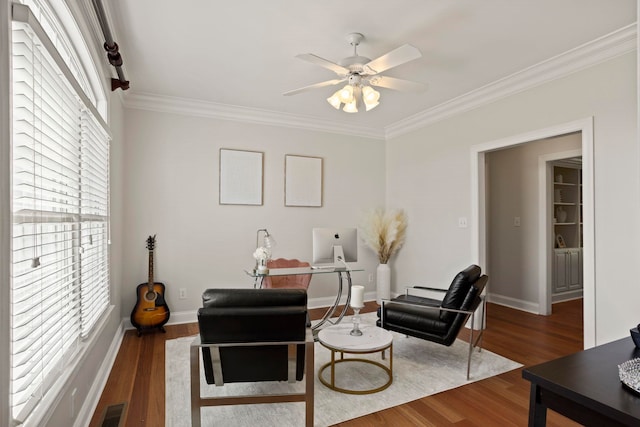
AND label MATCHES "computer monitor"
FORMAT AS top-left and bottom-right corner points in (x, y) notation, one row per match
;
(312, 227), (358, 266)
